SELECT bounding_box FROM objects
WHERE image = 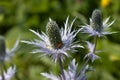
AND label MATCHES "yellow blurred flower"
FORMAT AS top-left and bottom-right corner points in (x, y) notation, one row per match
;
(101, 0), (111, 8)
(109, 54), (120, 61)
